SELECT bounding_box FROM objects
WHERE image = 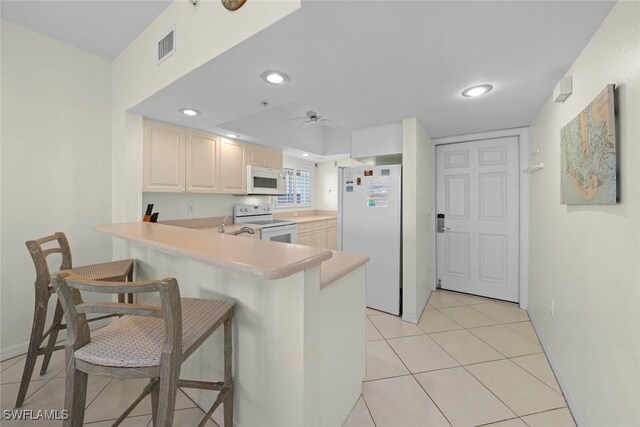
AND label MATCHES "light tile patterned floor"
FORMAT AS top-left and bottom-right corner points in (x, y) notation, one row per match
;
(1, 290), (574, 427)
(0, 350), (219, 426)
(344, 290), (576, 427)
